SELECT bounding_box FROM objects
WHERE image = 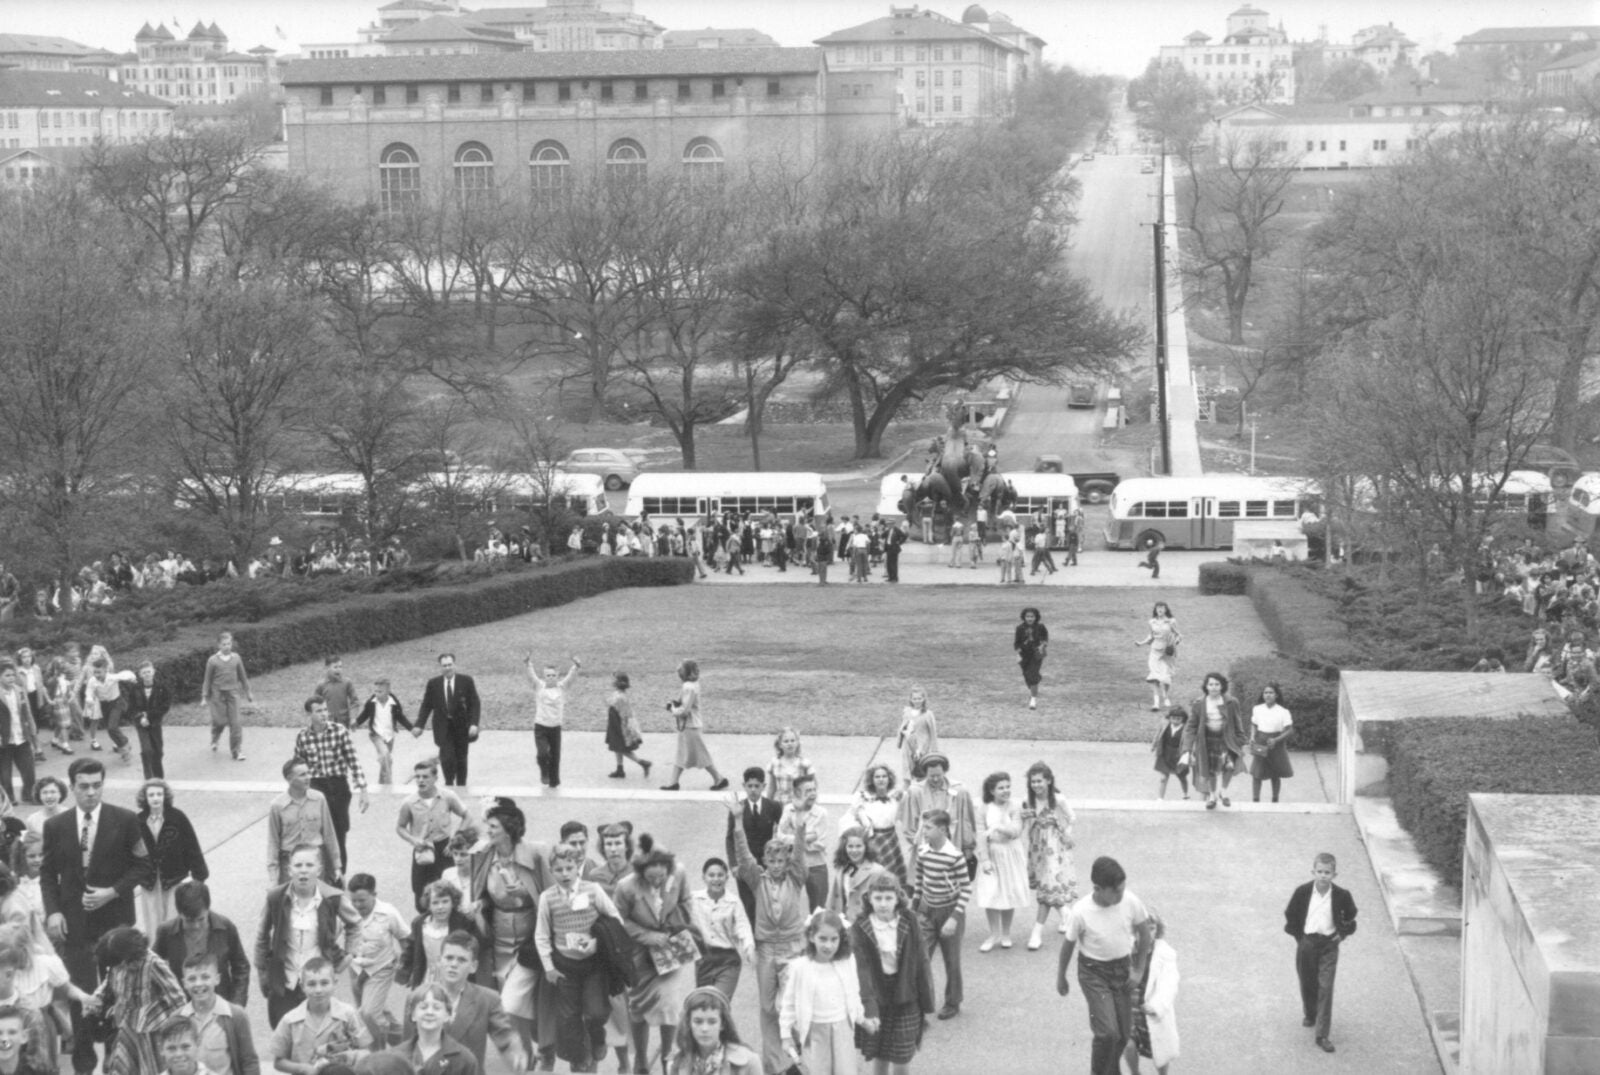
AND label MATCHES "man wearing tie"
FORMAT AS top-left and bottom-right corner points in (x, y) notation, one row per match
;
(41, 757), (152, 1075)
(414, 653), (480, 786)
(725, 766), (783, 920)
